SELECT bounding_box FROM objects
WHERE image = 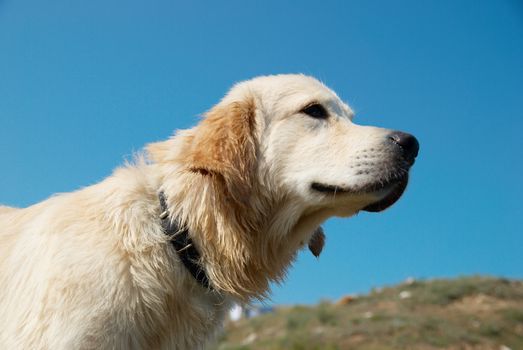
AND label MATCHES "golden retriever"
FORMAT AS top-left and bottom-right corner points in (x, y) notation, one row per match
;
(0, 74), (418, 349)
